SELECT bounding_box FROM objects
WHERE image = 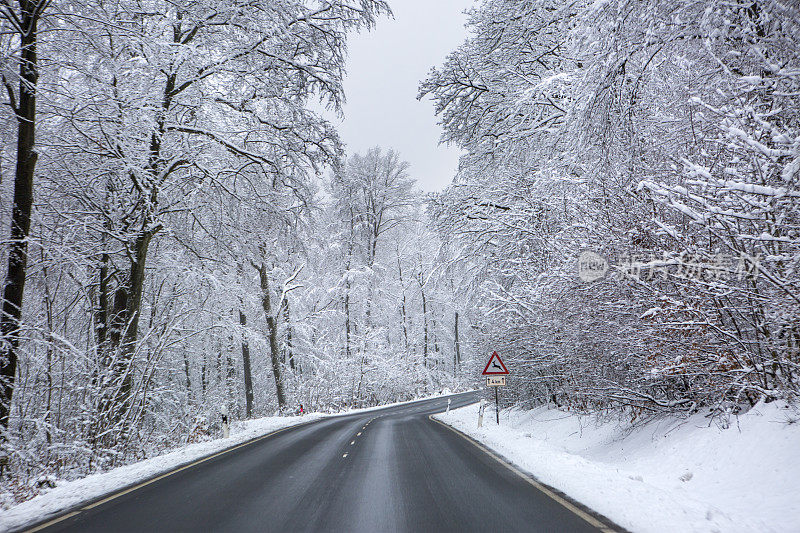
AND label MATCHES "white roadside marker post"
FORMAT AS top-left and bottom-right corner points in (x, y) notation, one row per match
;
(220, 405), (230, 438)
(446, 398), (451, 414)
(477, 399), (486, 428)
